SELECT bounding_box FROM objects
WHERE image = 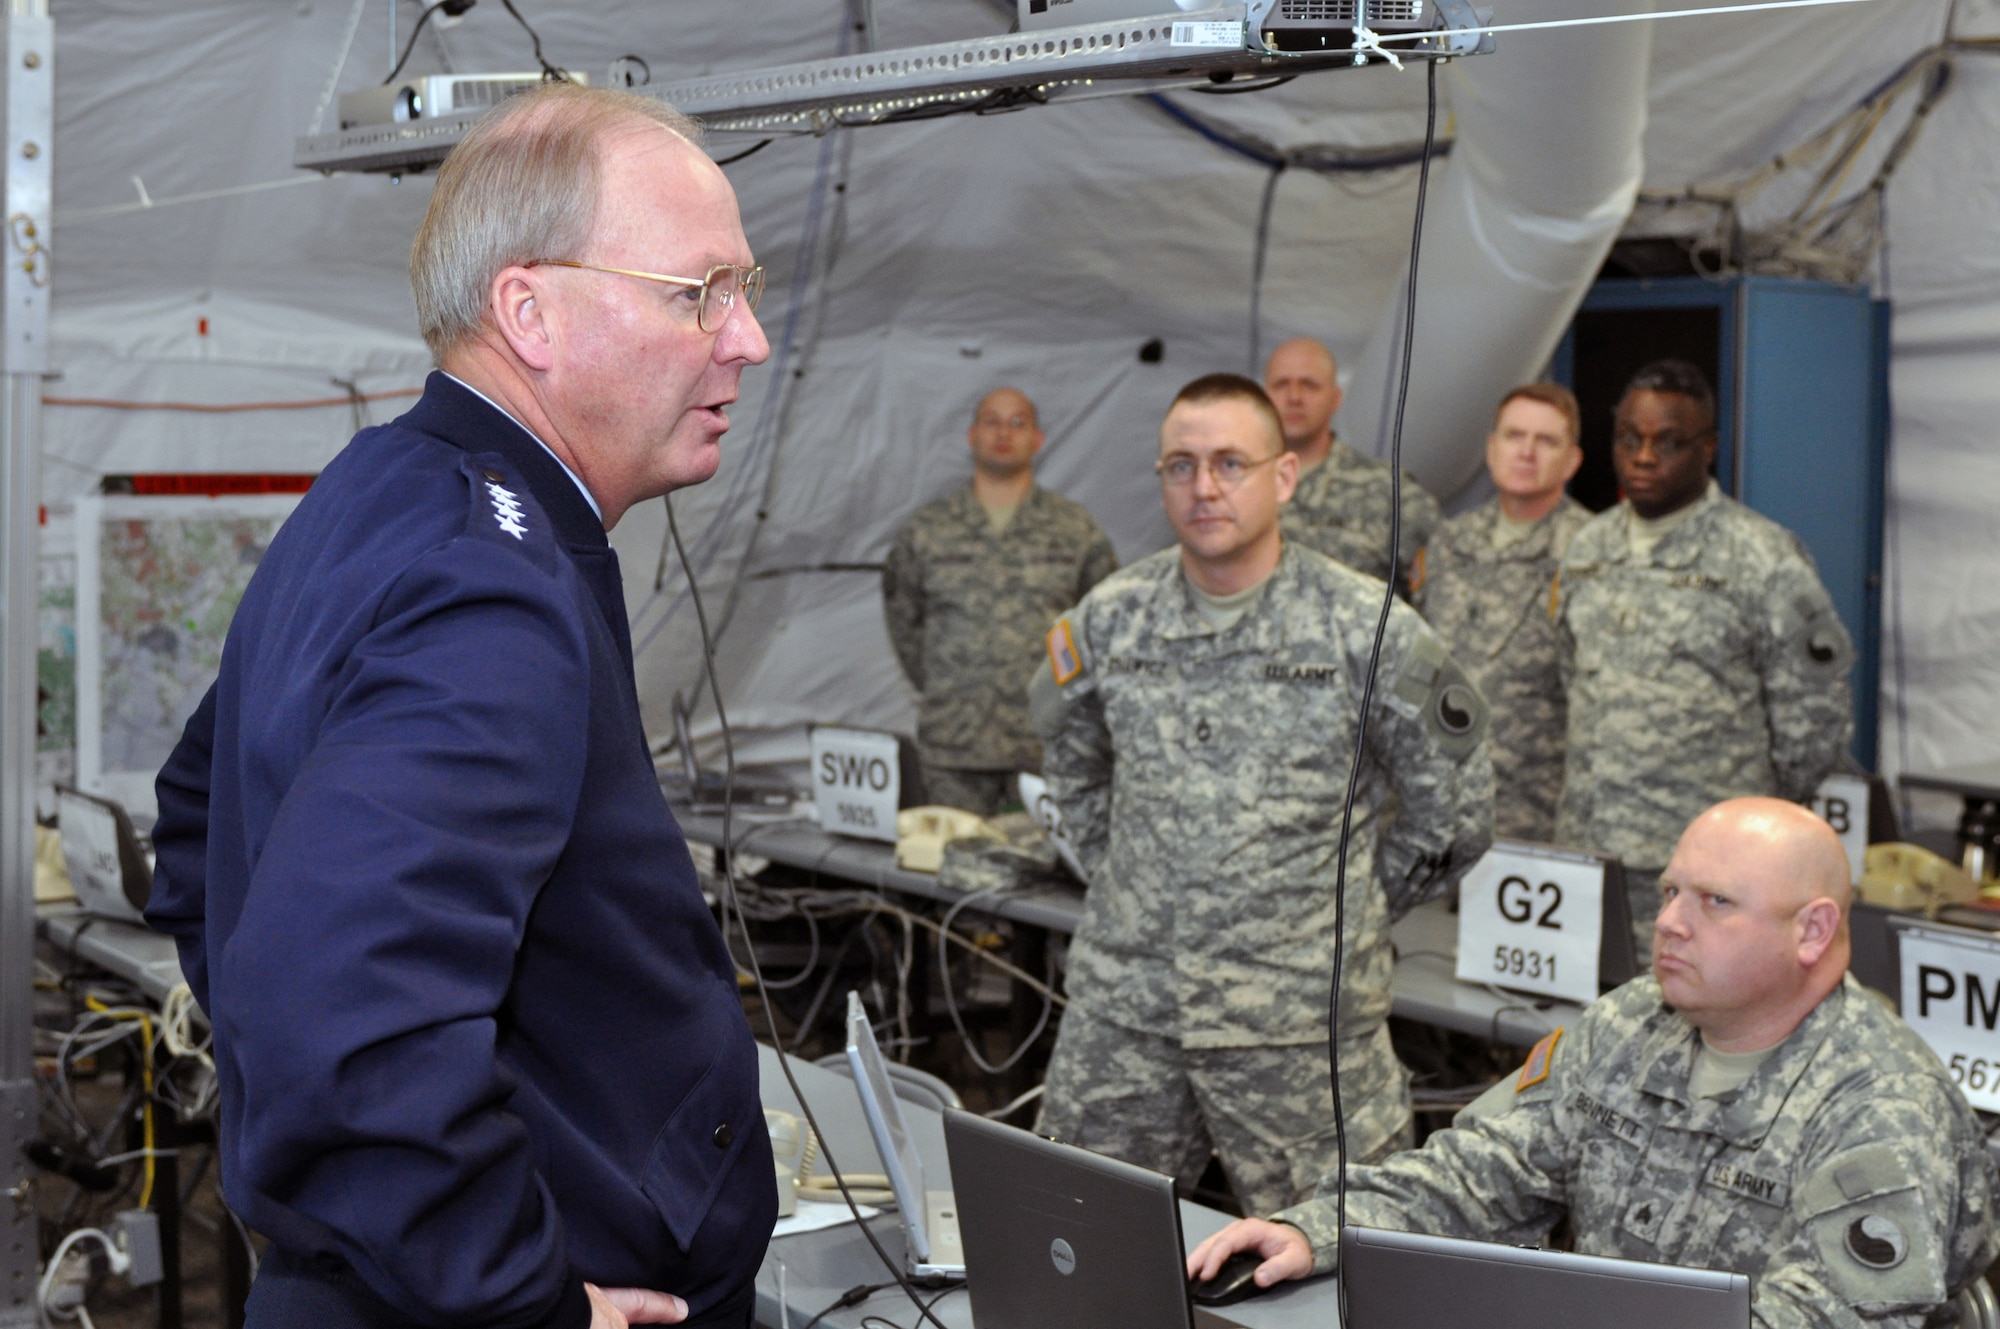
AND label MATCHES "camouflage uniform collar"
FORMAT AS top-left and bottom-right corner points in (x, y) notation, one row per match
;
(1474, 495), (1571, 563)
(1158, 541), (1301, 642)
(948, 479), (1045, 534)
(1643, 974), (1850, 1146)
(1611, 481), (1726, 569)
(1321, 433), (1363, 475)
